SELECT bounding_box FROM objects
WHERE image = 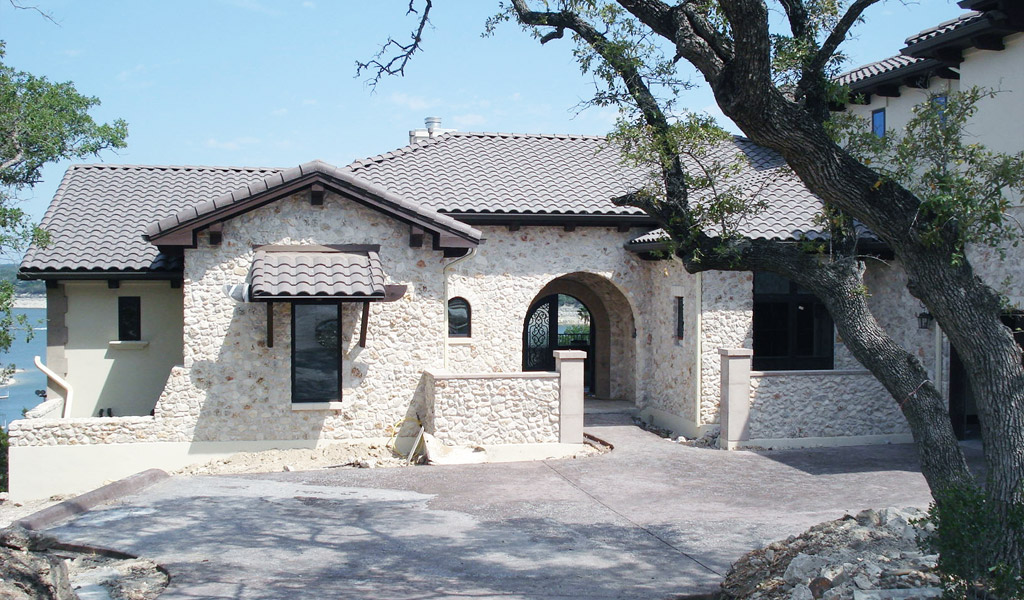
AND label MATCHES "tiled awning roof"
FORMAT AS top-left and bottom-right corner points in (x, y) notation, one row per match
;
(249, 245), (386, 300)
